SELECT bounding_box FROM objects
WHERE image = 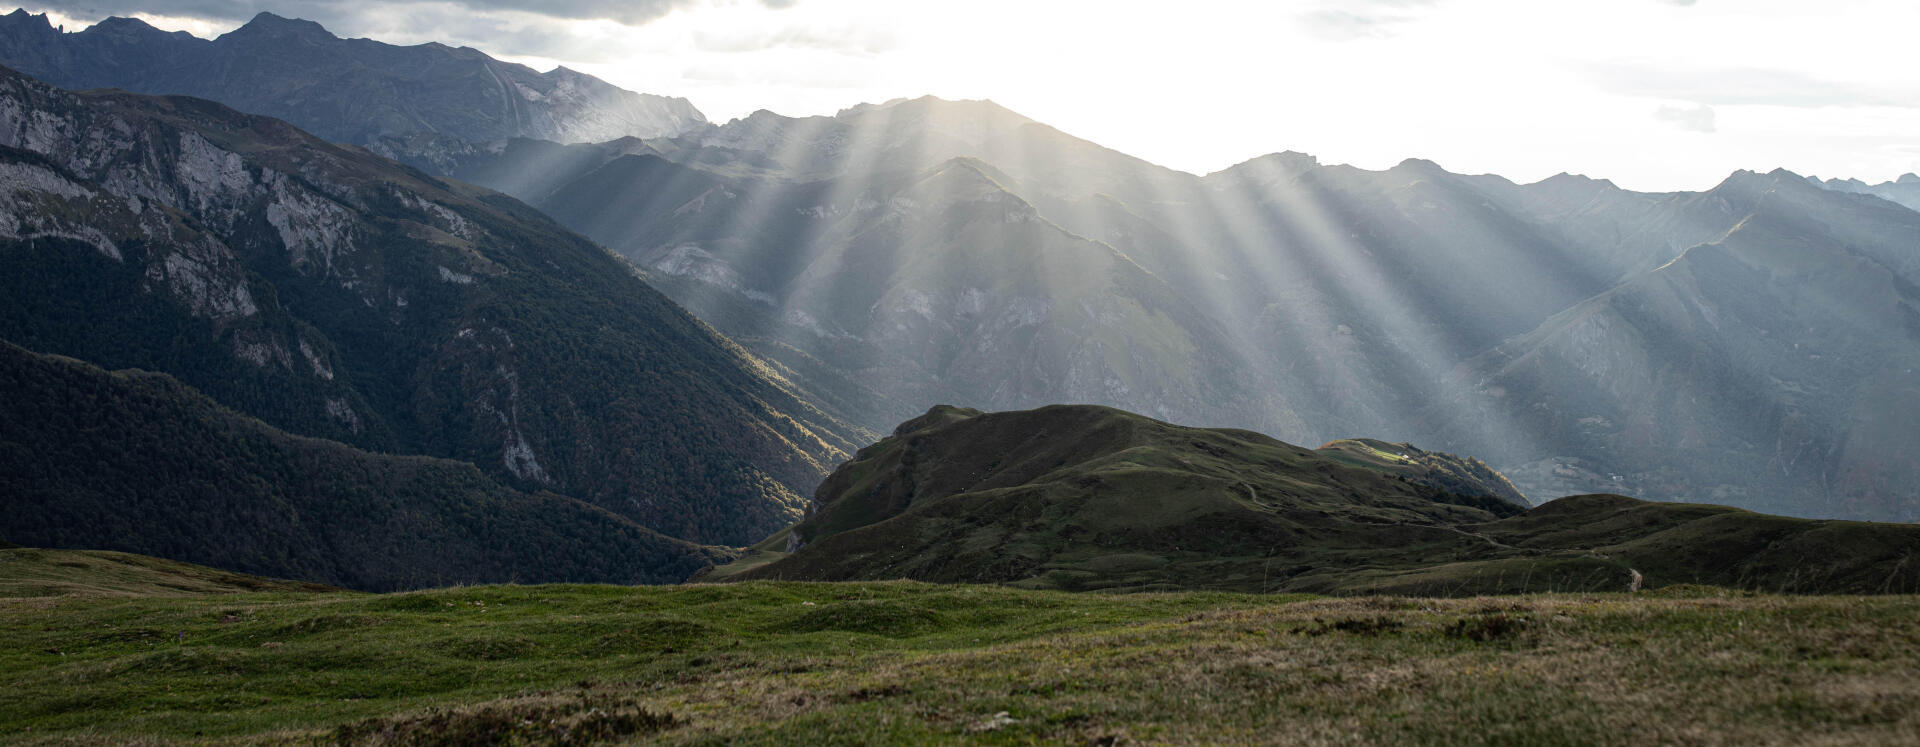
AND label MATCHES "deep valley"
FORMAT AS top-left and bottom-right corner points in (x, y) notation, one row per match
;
(0, 6), (1916, 743)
